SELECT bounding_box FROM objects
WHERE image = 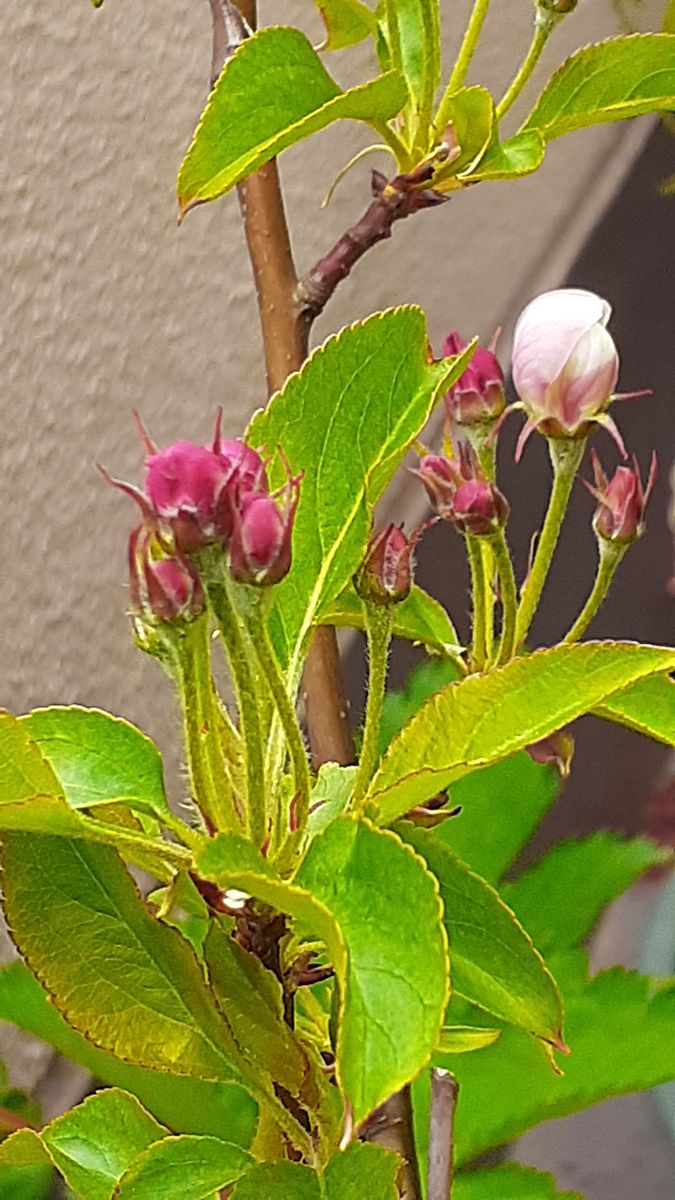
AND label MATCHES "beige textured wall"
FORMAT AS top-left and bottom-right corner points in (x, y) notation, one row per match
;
(2, 0), (656, 766)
